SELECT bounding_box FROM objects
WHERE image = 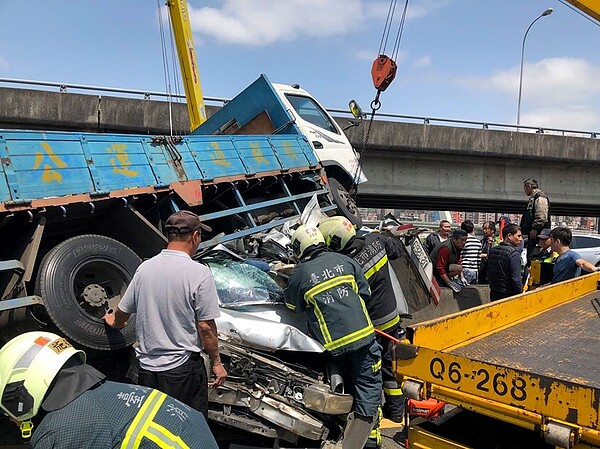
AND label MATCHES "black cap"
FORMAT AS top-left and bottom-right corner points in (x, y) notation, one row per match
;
(538, 229), (551, 240)
(165, 210), (212, 234)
